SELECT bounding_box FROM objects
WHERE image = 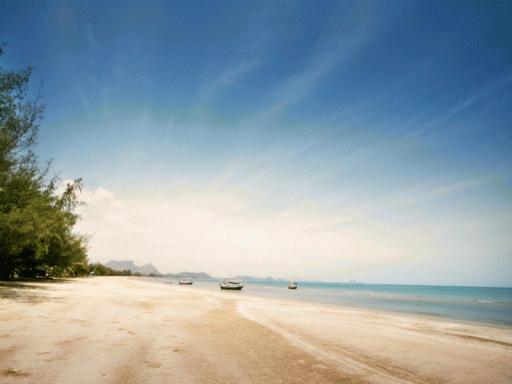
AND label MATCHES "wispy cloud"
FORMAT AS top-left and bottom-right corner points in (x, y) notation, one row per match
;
(403, 74), (512, 140)
(200, 59), (260, 102)
(256, 3), (380, 122)
(85, 22), (99, 50)
(314, 177), (486, 231)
